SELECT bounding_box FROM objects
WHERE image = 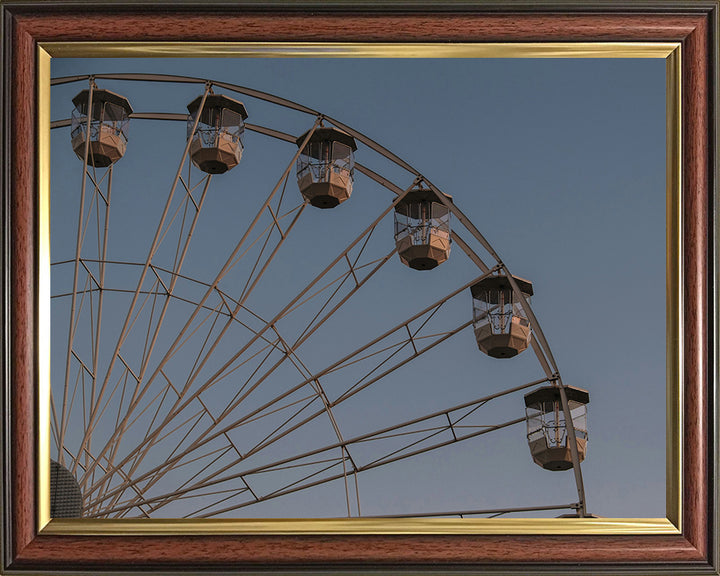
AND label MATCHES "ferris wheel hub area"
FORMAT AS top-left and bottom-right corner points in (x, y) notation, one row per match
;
(50, 460), (83, 518)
